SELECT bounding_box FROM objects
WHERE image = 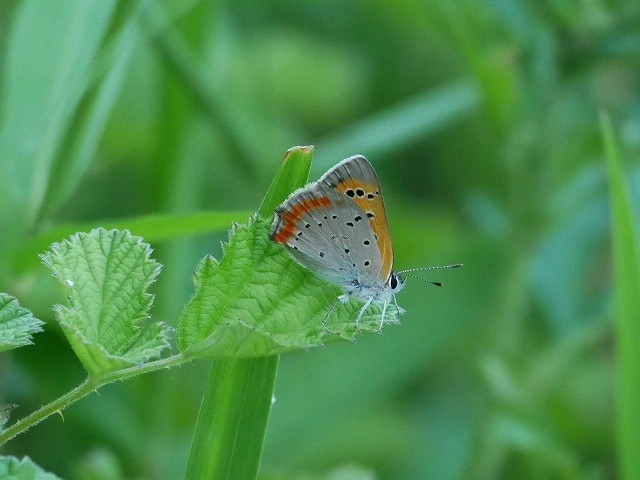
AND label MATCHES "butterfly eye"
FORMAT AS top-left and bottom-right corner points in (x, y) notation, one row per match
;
(390, 275), (398, 290)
